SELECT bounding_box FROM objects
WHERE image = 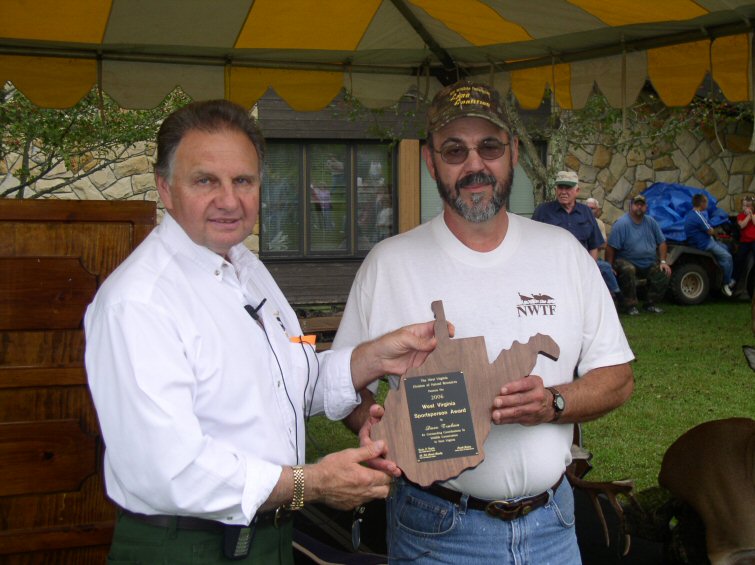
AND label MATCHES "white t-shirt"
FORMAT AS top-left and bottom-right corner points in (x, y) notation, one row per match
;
(334, 212), (634, 499)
